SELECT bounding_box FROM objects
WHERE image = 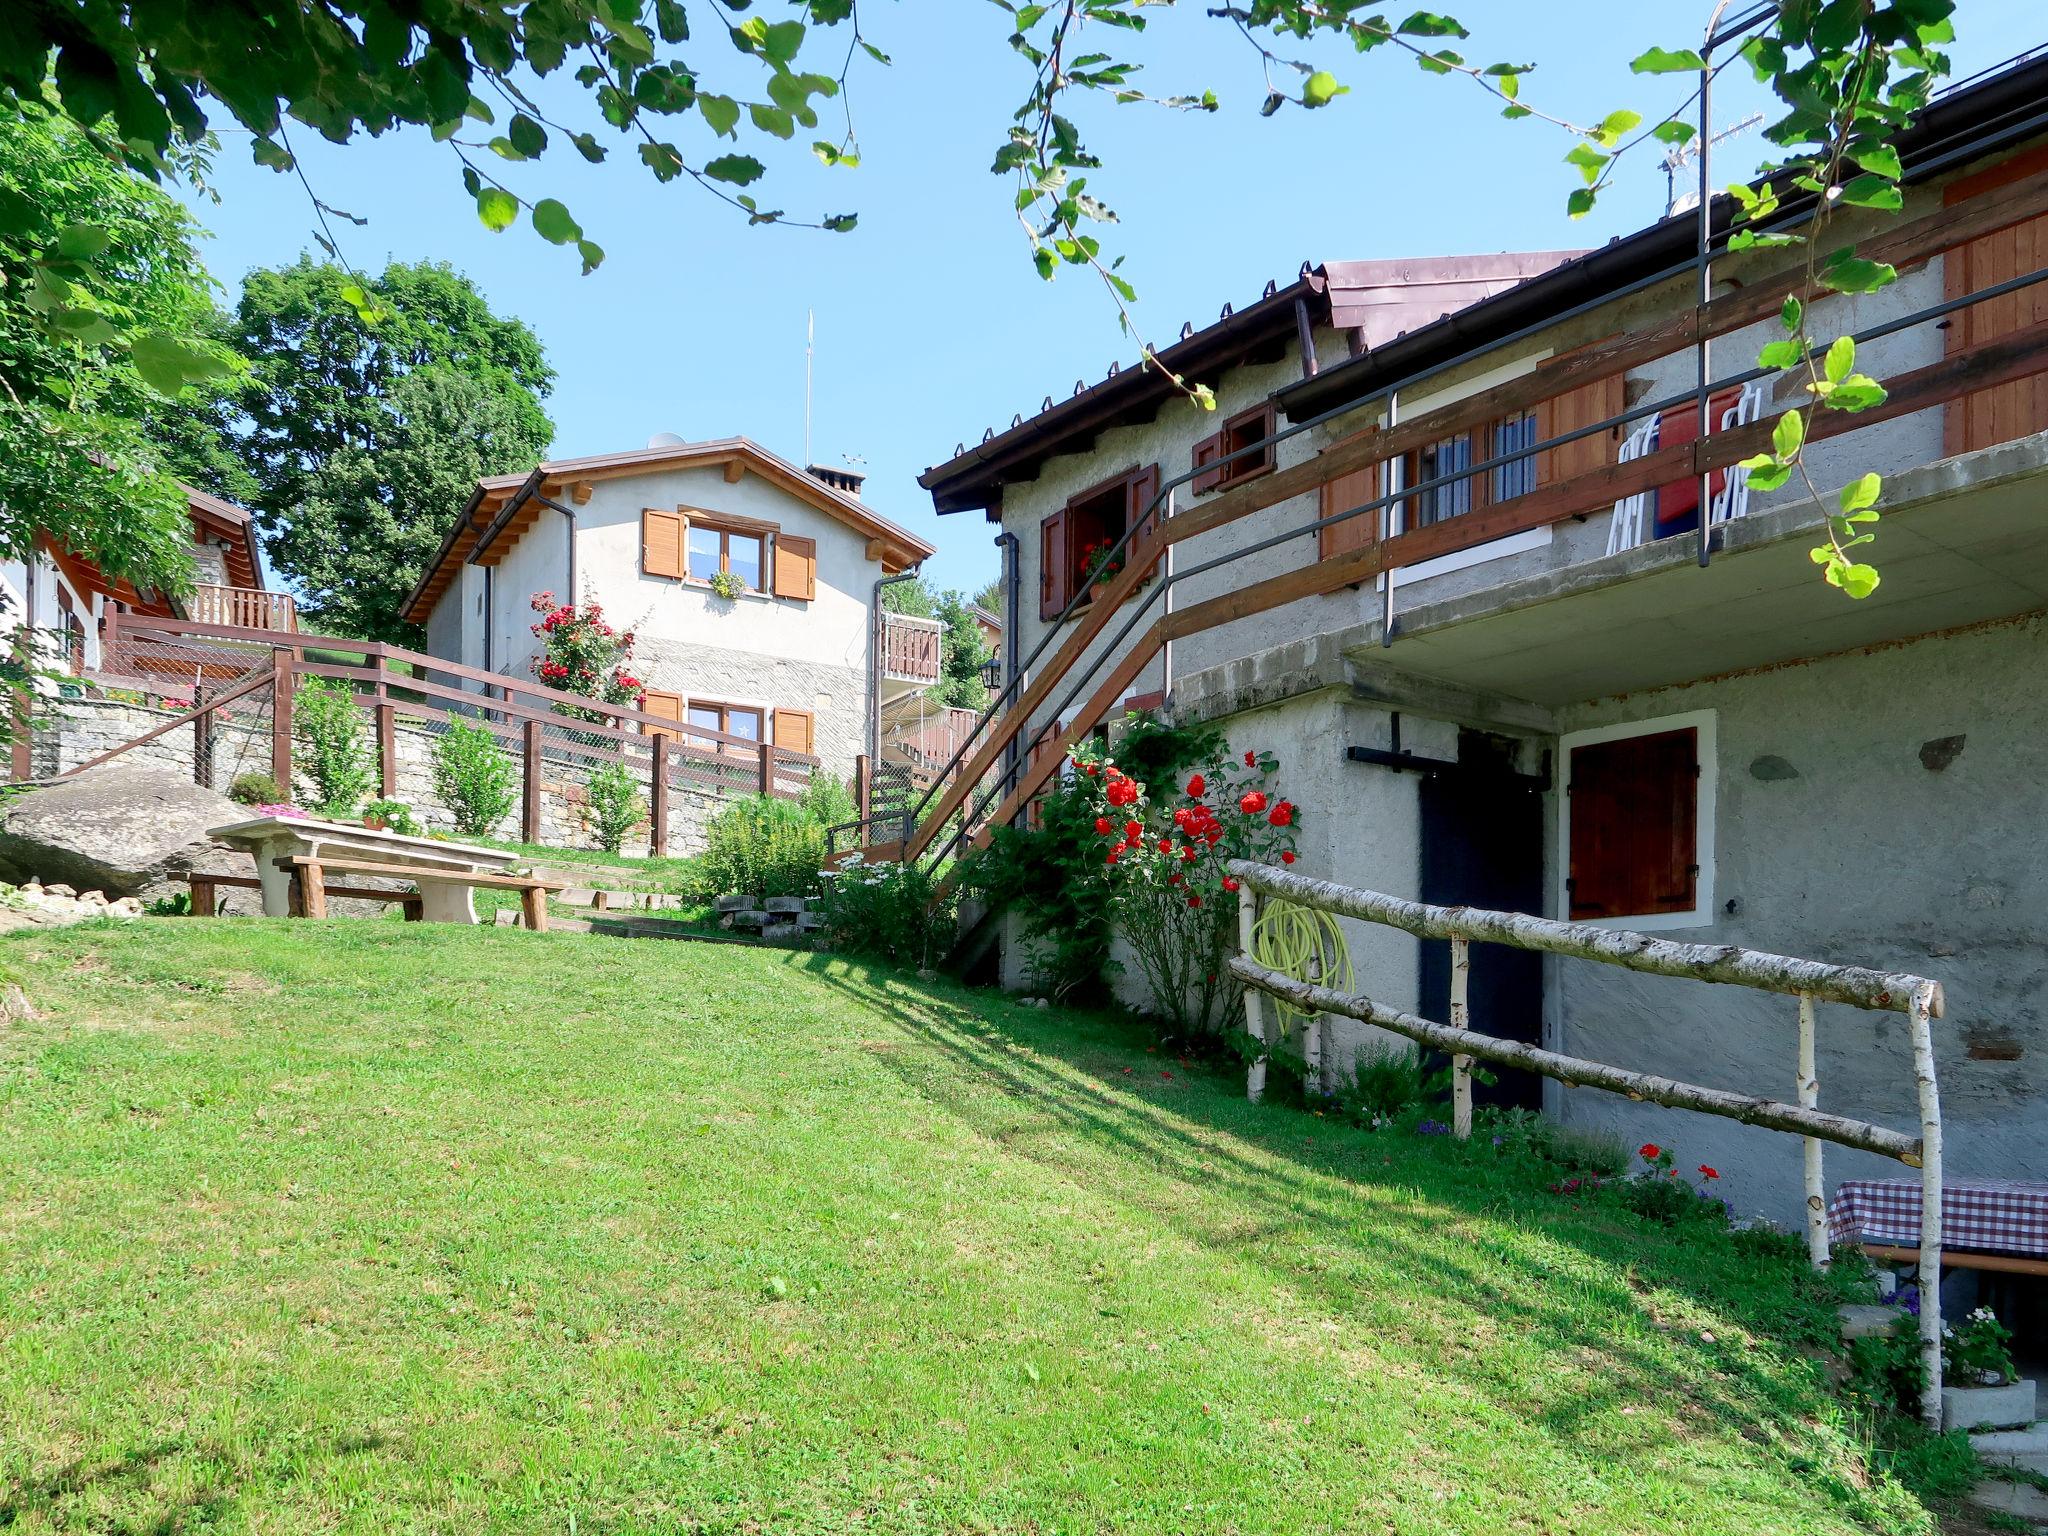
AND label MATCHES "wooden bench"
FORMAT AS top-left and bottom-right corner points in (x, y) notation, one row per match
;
(274, 855), (568, 932)
(186, 871), (424, 921)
